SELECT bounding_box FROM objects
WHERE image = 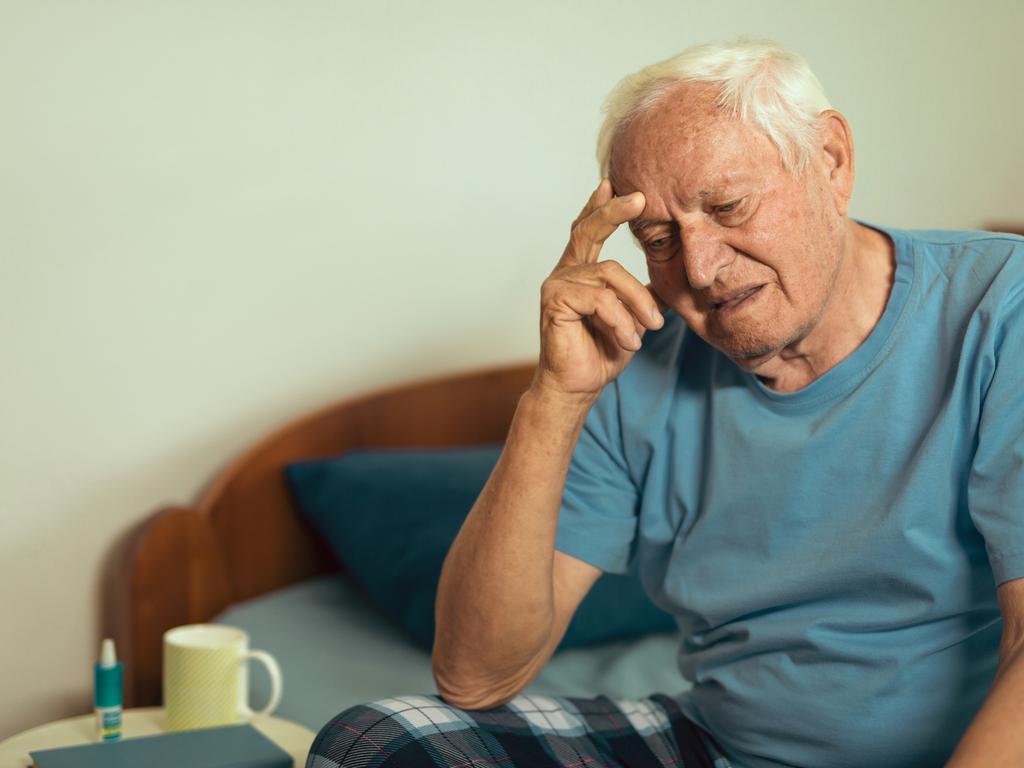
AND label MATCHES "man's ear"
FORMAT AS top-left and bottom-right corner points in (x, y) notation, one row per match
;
(818, 110), (855, 216)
